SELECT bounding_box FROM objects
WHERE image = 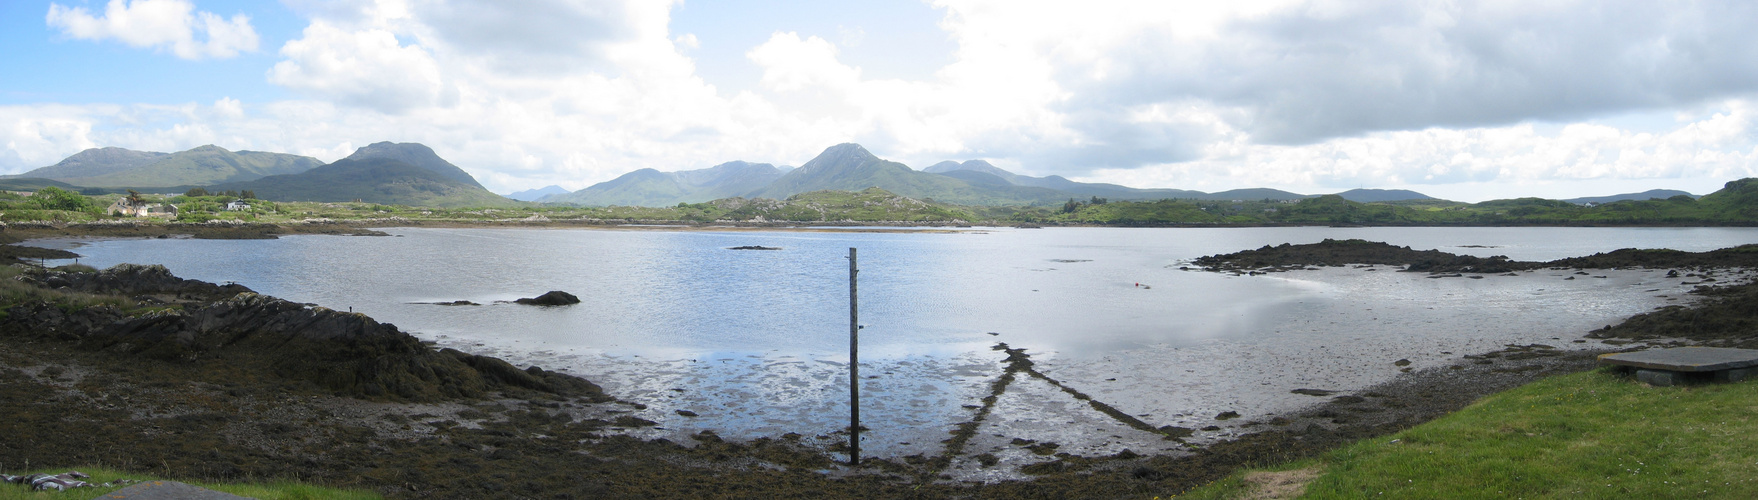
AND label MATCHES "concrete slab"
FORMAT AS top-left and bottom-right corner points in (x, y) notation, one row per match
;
(1598, 347), (1758, 372)
(1636, 369), (1682, 387)
(92, 480), (252, 500)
